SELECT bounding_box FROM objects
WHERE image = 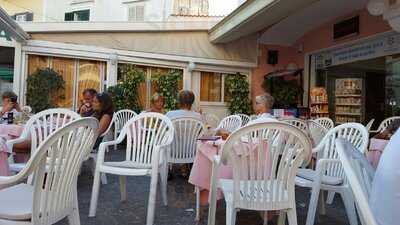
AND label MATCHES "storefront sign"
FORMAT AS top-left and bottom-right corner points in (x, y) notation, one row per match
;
(315, 32), (400, 68)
